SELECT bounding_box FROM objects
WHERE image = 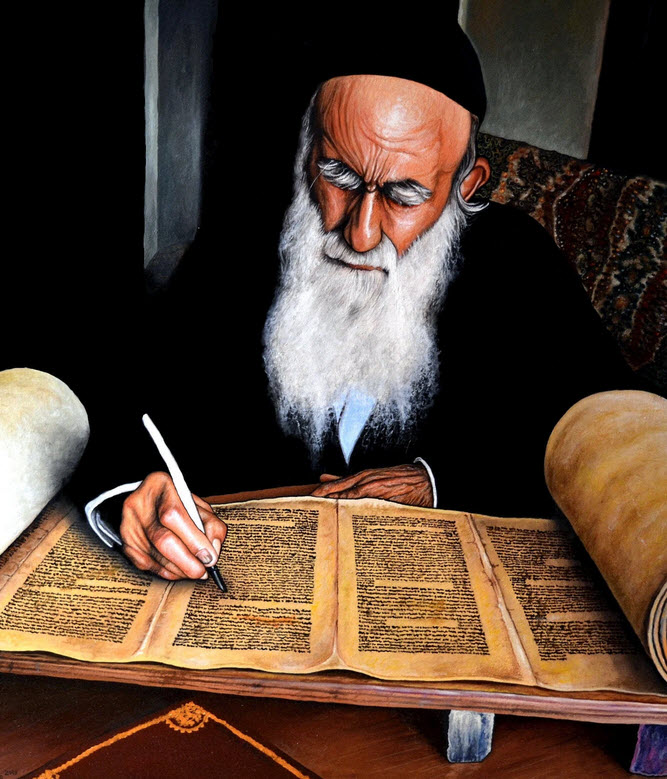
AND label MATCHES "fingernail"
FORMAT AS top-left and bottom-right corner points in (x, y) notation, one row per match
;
(200, 571), (209, 580)
(212, 538), (221, 555)
(196, 550), (213, 565)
